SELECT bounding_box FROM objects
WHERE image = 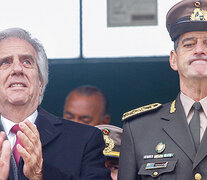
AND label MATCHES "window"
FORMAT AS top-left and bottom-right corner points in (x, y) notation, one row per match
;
(0, 0), (180, 58)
